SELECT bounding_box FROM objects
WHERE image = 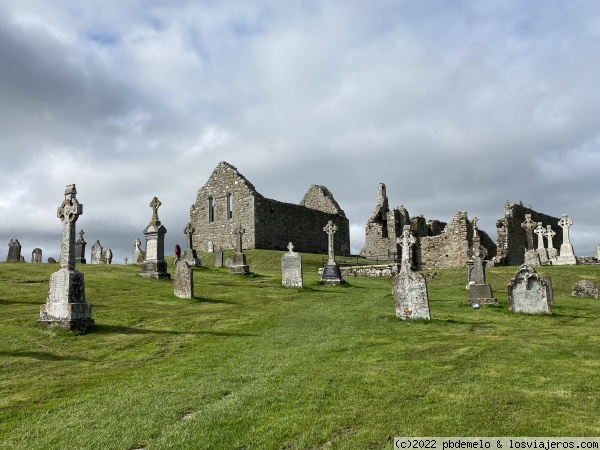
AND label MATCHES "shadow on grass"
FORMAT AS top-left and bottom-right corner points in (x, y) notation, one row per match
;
(0, 298), (42, 306)
(91, 324), (259, 337)
(189, 296), (237, 305)
(0, 350), (91, 361)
